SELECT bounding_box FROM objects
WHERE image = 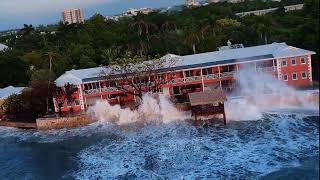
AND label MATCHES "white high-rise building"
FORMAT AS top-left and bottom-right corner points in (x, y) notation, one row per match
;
(62, 8), (84, 24)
